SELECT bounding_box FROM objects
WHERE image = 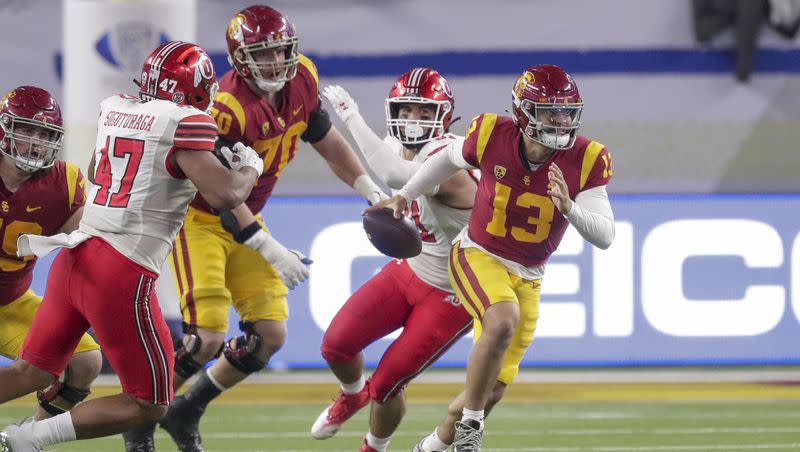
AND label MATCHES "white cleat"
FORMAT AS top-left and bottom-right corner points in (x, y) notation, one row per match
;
(0, 419), (42, 452)
(0, 431), (11, 452)
(452, 419), (483, 452)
